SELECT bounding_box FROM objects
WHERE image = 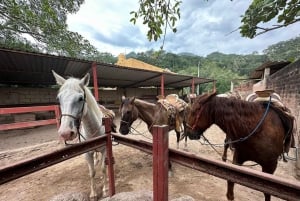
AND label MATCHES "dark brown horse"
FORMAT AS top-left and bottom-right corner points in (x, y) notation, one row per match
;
(185, 92), (295, 201)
